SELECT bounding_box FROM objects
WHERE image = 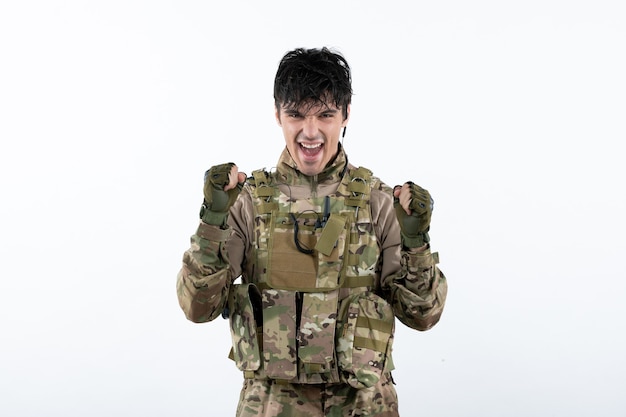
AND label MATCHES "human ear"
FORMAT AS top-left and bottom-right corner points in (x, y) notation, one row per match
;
(342, 104), (351, 126)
